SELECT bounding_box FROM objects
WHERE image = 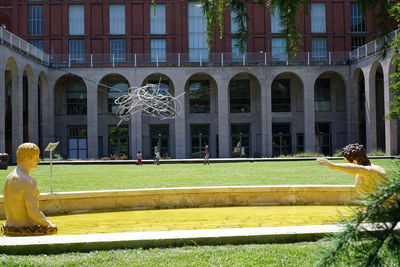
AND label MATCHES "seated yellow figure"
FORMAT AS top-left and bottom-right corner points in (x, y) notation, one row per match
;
(1, 143), (57, 236)
(317, 143), (387, 195)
